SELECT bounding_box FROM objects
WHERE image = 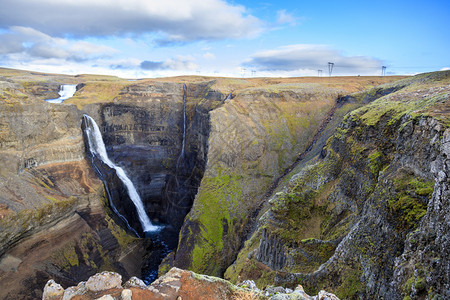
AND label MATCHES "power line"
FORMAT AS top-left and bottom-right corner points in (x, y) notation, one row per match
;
(328, 62), (334, 76)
